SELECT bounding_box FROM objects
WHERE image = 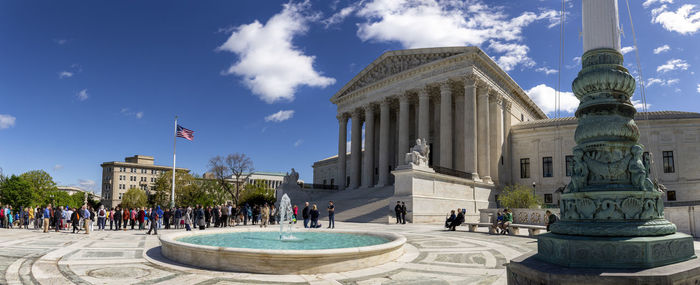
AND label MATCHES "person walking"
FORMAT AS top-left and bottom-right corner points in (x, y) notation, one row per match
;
(394, 201), (402, 224)
(401, 202), (407, 224)
(302, 202), (310, 228)
(327, 201), (335, 229)
(146, 208), (159, 235)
